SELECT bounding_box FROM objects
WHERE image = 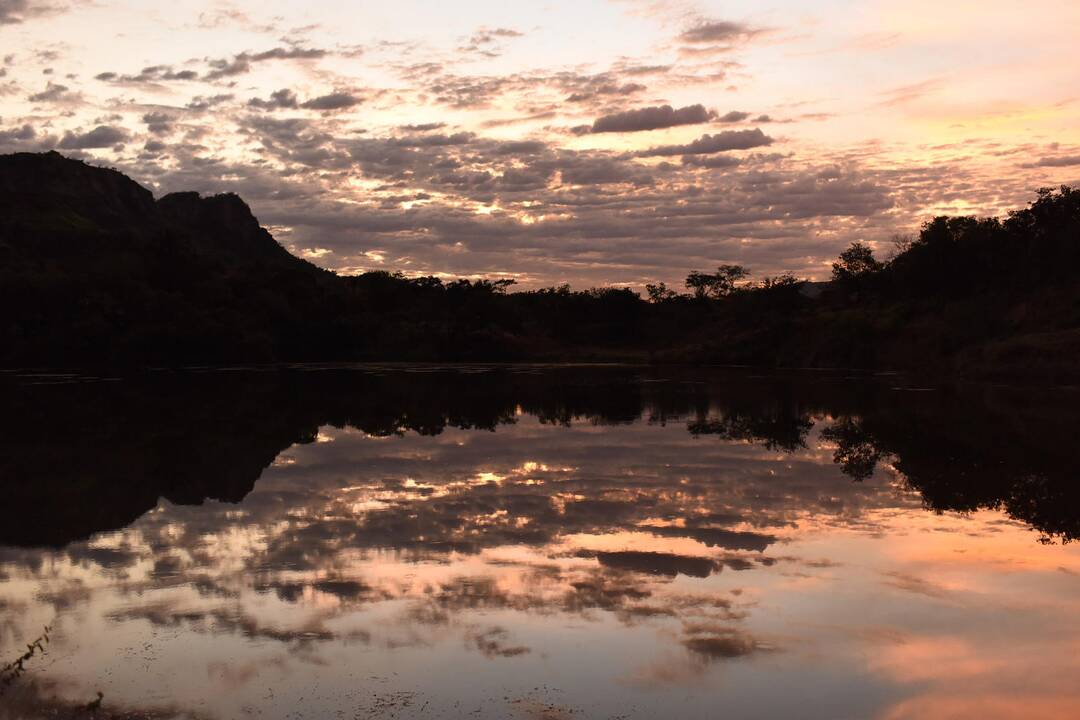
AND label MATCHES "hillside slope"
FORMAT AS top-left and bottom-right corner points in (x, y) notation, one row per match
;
(0, 152), (349, 364)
